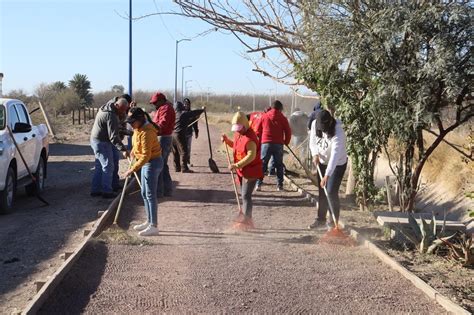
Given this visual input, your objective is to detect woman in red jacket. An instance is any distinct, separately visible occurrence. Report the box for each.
[222,112,263,227]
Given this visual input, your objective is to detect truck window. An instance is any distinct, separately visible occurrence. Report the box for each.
[15,104,30,125]
[8,105,21,129]
[0,106,5,130]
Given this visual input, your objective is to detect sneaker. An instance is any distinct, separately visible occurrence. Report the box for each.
[139,225,160,236]
[255,185,262,192]
[90,192,102,197]
[102,192,118,199]
[276,186,284,192]
[308,220,326,229]
[182,169,194,173]
[133,222,149,231]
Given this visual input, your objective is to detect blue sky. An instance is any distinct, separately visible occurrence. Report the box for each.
[0,0,293,96]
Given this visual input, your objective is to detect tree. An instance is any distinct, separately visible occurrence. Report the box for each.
[69,73,93,106]
[300,1,473,211]
[50,81,67,92]
[111,85,125,94]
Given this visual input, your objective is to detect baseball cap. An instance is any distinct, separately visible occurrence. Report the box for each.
[149,92,166,104]
[125,107,146,124]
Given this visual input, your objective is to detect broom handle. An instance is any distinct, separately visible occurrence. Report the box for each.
[225,144,242,213]
[127,157,142,189]
[316,164,339,227]
[113,175,130,225]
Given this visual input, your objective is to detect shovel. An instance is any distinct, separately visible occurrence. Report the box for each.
[203,108,220,173]
[7,126,49,206]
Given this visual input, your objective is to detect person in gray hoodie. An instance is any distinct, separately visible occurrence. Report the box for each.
[90,97,130,198]
[308,110,348,229]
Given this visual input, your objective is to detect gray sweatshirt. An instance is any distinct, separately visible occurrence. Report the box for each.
[90,99,126,151]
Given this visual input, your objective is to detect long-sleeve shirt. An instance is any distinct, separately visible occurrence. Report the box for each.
[130,123,162,173]
[152,102,175,136]
[90,99,127,151]
[257,108,292,145]
[309,119,348,177]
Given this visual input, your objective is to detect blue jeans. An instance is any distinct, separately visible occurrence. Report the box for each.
[258,143,284,187]
[112,147,120,190]
[91,140,116,194]
[141,157,163,226]
[316,162,347,223]
[157,135,173,197]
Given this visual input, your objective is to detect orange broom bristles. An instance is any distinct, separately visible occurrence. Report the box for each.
[318,226,357,246]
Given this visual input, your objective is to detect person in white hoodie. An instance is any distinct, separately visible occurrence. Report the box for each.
[308,110,348,229]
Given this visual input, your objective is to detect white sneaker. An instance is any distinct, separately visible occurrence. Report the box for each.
[255,185,262,192]
[133,222,149,231]
[139,225,160,236]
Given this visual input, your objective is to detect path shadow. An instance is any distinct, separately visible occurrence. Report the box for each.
[39,240,108,314]
[50,143,93,157]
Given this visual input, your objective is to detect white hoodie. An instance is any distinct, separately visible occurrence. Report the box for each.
[309,119,348,177]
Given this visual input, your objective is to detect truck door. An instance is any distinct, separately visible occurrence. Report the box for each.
[7,104,28,178]
[13,103,37,171]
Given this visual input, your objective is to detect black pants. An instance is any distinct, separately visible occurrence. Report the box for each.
[172,133,190,171]
[316,163,347,223]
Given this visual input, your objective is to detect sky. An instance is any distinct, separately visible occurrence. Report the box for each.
[0,0,295,96]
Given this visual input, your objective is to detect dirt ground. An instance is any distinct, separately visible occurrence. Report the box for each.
[0,123,128,314]
[40,126,445,314]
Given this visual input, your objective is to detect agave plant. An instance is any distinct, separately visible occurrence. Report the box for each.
[394,213,456,254]
[444,233,474,267]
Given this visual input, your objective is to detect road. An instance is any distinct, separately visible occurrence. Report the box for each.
[39,127,444,314]
[0,140,127,314]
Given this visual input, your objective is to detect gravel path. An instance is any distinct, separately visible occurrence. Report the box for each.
[40,126,445,314]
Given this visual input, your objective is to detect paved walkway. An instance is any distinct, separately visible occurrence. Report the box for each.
[40,128,444,314]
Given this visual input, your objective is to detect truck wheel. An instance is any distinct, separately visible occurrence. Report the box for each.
[0,167,17,214]
[25,156,46,196]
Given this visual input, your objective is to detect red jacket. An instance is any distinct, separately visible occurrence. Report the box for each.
[233,128,263,181]
[258,108,291,145]
[248,111,264,141]
[153,102,175,136]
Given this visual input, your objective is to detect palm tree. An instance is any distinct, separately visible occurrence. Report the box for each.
[50,81,67,92]
[69,74,93,106]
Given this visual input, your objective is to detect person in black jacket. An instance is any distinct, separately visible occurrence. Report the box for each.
[183,98,199,167]
[172,101,204,173]
[307,100,322,131]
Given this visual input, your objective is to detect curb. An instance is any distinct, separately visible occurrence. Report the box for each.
[21,178,137,315]
[283,175,470,315]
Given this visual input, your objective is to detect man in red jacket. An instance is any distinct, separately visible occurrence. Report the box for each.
[256,100,291,191]
[150,92,175,197]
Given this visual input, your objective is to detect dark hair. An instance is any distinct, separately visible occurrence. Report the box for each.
[183,98,191,104]
[315,110,336,138]
[272,100,283,111]
[120,94,132,104]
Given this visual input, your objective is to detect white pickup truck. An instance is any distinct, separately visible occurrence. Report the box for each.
[0,98,49,213]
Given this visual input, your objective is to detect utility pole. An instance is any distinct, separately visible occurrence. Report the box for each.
[128,0,132,97]
[246,76,256,112]
[181,65,192,101]
[174,39,191,104]
[267,89,273,108]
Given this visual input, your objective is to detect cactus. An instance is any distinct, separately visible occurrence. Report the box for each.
[394,212,456,254]
[444,233,474,267]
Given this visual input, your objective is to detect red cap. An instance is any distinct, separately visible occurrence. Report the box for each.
[150,92,166,104]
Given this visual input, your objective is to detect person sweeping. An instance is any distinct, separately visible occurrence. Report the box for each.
[222,112,263,228]
[123,107,163,237]
[308,109,348,230]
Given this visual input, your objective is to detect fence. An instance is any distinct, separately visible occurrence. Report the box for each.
[71,107,97,125]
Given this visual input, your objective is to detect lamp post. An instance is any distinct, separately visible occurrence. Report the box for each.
[185,80,193,98]
[267,89,274,107]
[0,73,3,97]
[174,39,191,104]
[246,76,256,112]
[128,0,132,97]
[181,65,192,100]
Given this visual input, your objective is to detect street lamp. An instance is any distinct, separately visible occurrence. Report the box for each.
[246,76,256,112]
[267,89,274,107]
[174,38,191,104]
[181,65,192,100]
[185,80,193,98]
[0,73,3,97]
